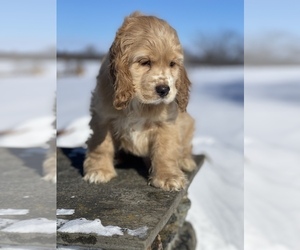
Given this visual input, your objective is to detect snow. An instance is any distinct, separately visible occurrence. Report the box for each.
[0,219,18,229]
[57,247,83,250]
[57,219,68,228]
[244,66,300,85]
[187,65,300,250]
[56,61,99,132]
[1,218,56,234]
[56,116,91,148]
[0,209,29,215]
[187,70,244,249]
[126,225,148,238]
[0,116,55,147]
[2,61,300,249]
[244,73,300,250]
[57,217,148,238]
[56,209,75,215]
[0,61,55,147]
[0,247,44,250]
[57,218,123,236]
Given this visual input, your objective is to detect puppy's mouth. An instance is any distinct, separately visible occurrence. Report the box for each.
[136,83,175,105]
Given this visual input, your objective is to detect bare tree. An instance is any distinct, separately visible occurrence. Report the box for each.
[185,31,243,65]
[245,31,300,65]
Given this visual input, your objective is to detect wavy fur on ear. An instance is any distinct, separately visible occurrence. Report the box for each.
[109,16,135,110]
[176,66,191,112]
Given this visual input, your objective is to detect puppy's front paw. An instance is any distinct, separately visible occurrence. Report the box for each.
[43,172,57,183]
[83,157,117,184]
[180,157,196,172]
[83,169,117,183]
[149,172,187,191]
[43,154,56,183]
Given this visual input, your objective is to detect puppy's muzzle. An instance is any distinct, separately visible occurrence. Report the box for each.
[155,85,170,98]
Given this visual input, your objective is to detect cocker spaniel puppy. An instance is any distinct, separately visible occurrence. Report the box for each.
[83,12,196,191]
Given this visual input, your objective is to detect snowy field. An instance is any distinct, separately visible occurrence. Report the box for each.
[244,66,300,250]
[0,60,56,147]
[1,61,299,249]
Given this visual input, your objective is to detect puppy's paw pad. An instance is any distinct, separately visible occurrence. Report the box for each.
[180,158,197,172]
[150,173,187,191]
[83,169,117,184]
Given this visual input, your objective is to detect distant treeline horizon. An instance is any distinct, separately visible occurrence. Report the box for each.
[2,30,299,66]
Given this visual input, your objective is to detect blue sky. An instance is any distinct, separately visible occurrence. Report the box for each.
[245,0,300,36]
[0,0,56,52]
[57,0,244,52]
[1,0,300,52]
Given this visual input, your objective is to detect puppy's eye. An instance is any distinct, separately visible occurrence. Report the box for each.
[140,60,151,67]
[170,61,176,67]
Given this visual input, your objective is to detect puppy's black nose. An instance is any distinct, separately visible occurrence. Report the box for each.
[155,85,170,97]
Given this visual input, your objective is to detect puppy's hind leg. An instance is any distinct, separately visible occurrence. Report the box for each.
[180,140,196,173]
[179,114,196,172]
[83,119,116,184]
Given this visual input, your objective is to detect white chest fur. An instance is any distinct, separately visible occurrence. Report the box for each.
[112,116,155,157]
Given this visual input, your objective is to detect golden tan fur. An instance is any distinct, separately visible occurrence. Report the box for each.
[84,12,196,191]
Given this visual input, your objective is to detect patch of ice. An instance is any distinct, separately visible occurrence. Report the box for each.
[57,209,75,215]
[58,218,123,236]
[0,209,29,215]
[1,218,56,233]
[126,226,148,238]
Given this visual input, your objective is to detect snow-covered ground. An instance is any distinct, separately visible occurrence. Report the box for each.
[1,61,299,249]
[0,60,56,147]
[186,67,244,250]
[244,66,300,250]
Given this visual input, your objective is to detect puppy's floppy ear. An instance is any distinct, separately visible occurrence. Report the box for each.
[109,26,134,110]
[176,66,191,112]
